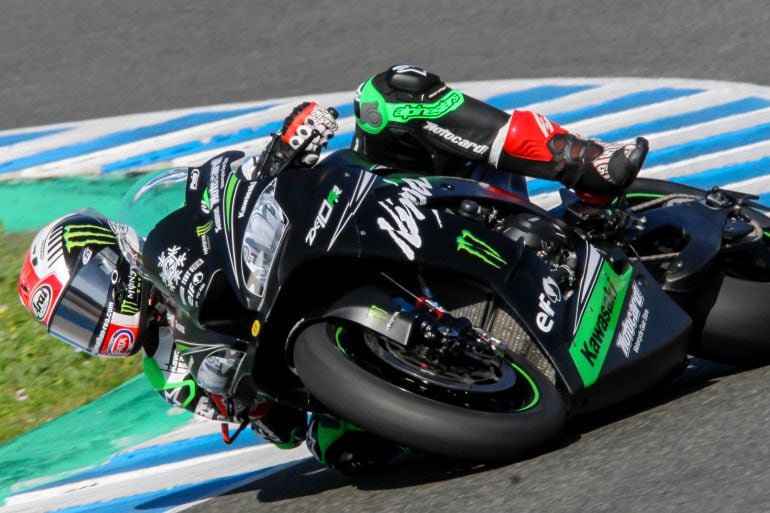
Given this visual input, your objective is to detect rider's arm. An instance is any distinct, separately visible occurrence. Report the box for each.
[353,65,647,201]
[141,323,223,420]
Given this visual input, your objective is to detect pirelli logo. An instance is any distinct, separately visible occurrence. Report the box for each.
[63,225,116,252]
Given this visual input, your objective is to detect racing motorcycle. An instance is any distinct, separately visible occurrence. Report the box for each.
[120,149,770,461]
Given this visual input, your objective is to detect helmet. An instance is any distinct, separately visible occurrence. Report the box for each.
[18,210,148,357]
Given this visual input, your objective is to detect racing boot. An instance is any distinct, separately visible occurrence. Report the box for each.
[492,110,649,204]
[306,414,403,476]
[250,403,308,449]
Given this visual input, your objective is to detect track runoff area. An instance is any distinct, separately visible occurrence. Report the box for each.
[3,77,770,512]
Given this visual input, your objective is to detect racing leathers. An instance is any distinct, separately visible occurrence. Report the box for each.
[352,65,648,204]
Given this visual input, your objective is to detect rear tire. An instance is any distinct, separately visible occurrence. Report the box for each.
[294,322,566,461]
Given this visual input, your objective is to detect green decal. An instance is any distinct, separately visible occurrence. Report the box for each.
[142,357,196,408]
[508,359,540,411]
[196,220,214,237]
[119,300,139,315]
[201,187,211,211]
[326,186,342,205]
[456,229,507,269]
[356,78,464,135]
[62,224,116,252]
[313,417,363,465]
[175,342,192,352]
[367,305,389,323]
[569,262,633,387]
[224,174,238,229]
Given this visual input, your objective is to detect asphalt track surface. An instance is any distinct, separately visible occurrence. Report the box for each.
[4,1,770,512]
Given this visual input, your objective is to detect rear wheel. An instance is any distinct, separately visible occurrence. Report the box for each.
[294,322,565,461]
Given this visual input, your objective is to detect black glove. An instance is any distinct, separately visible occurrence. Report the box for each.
[244,102,339,179]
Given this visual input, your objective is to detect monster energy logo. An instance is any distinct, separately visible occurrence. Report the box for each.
[120,301,139,314]
[367,305,389,323]
[456,230,507,269]
[63,224,116,252]
[196,220,214,237]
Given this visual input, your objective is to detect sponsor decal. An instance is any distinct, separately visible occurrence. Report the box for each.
[238,182,258,219]
[178,258,205,307]
[424,121,489,155]
[569,263,633,387]
[30,284,53,322]
[94,301,115,347]
[616,282,650,357]
[201,188,211,214]
[368,305,389,323]
[534,113,555,138]
[157,245,189,290]
[196,220,213,255]
[62,224,116,252]
[456,230,507,269]
[81,247,93,265]
[391,90,464,122]
[327,172,377,251]
[535,276,562,333]
[306,185,343,246]
[377,177,434,261]
[108,329,135,356]
[251,320,261,337]
[189,169,200,191]
[119,270,142,315]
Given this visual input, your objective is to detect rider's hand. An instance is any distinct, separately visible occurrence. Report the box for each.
[280,102,340,166]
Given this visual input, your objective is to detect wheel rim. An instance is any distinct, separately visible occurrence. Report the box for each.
[333,325,540,412]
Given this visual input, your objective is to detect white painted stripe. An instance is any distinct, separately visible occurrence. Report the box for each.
[643,139,770,179]
[647,106,770,150]
[2,443,310,513]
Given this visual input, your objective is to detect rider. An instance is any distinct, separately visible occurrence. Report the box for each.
[18,65,648,473]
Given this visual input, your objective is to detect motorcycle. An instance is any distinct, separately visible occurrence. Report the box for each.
[119,148,770,460]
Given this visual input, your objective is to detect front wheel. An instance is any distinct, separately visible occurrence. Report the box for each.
[293,322,566,461]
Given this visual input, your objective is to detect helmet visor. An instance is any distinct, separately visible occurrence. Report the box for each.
[48,248,118,354]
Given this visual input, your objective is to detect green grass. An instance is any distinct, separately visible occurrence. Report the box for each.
[0,229,142,444]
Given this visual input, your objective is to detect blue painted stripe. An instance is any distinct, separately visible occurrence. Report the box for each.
[26,430,266,493]
[527,155,770,198]
[47,465,288,513]
[669,156,770,189]
[0,105,273,175]
[485,85,597,111]
[325,131,354,151]
[0,127,70,147]
[593,97,770,142]
[528,178,561,196]
[550,88,703,126]
[102,103,354,173]
[645,122,770,167]
[759,191,770,205]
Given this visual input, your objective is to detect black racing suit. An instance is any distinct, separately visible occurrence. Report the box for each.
[351,65,648,204]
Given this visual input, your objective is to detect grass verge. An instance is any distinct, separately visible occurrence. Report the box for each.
[0,229,142,444]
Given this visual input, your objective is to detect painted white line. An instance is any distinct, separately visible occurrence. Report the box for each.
[2,443,310,513]
[643,139,770,179]
[646,106,770,149]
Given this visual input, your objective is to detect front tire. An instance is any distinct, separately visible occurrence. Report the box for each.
[294,322,566,461]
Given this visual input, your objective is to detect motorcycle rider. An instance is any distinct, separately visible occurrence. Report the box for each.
[19,65,648,474]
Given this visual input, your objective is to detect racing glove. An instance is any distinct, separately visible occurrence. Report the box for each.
[246,102,340,178]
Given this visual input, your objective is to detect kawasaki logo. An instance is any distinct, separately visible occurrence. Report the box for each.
[569,263,632,387]
[63,224,116,252]
[456,230,507,269]
[579,283,618,365]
